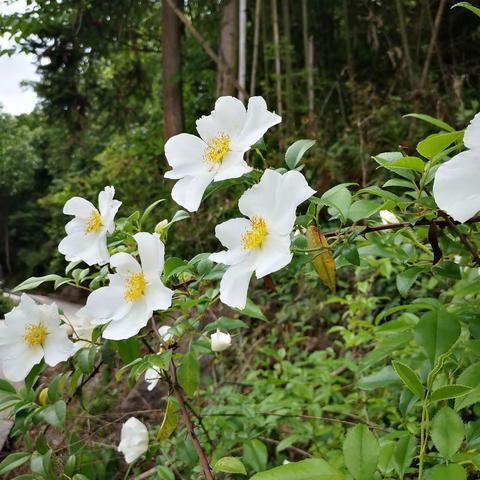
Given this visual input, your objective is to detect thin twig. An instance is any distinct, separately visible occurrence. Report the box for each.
[170,359,214,480]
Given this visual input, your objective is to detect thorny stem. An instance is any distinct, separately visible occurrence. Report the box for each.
[169,359,214,480]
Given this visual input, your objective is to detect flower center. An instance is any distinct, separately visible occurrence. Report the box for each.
[85,210,103,234]
[242,216,268,250]
[24,323,48,347]
[124,272,146,301]
[204,133,231,164]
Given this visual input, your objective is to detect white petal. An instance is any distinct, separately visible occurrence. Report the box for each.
[219,259,255,309]
[86,286,126,321]
[239,169,315,234]
[118,417,149,464]
[196,96,247,143]
[2,344,43,382]
[170,173,215,212]
[214,218,251,249]
[213,150,252,182]
[464,112,480,150]
[102,300,151,340]
[209,248,247,266]
[65,217,86,235]
[254,234,292,278]
[144,368,160,391]
[232,96,281,150]
[164,133,210,179]
[433,150,480,223]
[134,232,165,279]
[63,197,96,218]
[58,232,110,266]
[43,329,74,366]
[145,279,173,311]
[98,186,122,233]
[110,253,141,275]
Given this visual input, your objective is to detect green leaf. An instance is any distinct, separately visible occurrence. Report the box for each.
[348,200,382,222]
[342,424,379,480]
[0,452,31,475]
[213,457,247,475]
[431,406,464,460]
[140,199,165,226]
[404,113,455,132]
[244,439,268,472]
[396,267,424,297]
[388,156,425,172]
[285,139,316,169]
[453,1,480,17]
[177,352,199,397]
[38,400,66,428]
[12,274,64,292]
[417,131,463,159]
[0,379,17,395]
[431,463,467,480]
[156,397,179,441]
[393,434,416,480]
[321,185,352,221]
[249,459,344,480]
[430,385,472,403]
[236,298,267,321]
[153,466,175,480]
[115,338,140,364]
[414,309,461,367]
[455,362,480,411]
[392,361,425,399]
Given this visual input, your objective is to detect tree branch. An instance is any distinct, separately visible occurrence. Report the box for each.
[169,359,214,480]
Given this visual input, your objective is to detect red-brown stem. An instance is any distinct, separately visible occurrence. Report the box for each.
[169,360,214,480]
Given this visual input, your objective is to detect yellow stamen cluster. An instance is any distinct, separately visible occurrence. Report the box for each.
[24,323,48,347]
[124,272,146,302]
[85,210,103,234]
[204,133,231,165]
[242,216,268,250]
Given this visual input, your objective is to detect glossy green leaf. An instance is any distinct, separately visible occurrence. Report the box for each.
[417,131,462,159]
[404,113,455,132]
[392,361,425,399]
[431,406,464,460]
[396,267,424,297]
[12,274,63,292]
[430,385,472,403]
[285,139,316,169]
[249,459,344,480]
[343,424,379,480]
[213,457,247,475]
[453,1,480,17]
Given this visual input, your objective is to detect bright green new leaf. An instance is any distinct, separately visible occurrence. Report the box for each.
[348,199,381,222]
[414,309,461,367]
[213,457,247,475]
[431,463,467,480]
[177,352,200,396]
[453,1,480,17]
[404,113,455,132]
[392,361,425,399]
[430,385,472,403]
[285,139,316,169]
[249,459,344,480]
[417,131,463,159]
[431,406,464,460]
[342,424,379,480]
[244,439,268,472]
[12,274,64,292]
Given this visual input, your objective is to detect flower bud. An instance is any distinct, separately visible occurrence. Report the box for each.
[155,219,169,234]
[38,387,49,406]
[210,329,232,352]
[379,209,399,225]
[118,417,149,464]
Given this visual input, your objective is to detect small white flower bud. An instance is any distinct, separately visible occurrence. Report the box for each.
[379,210,399,225]
[155,219,169,234]
[210,329,232,352]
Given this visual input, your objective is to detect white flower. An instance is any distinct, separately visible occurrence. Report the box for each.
[86,232,173,340]
[0,294,74,382]
[164,96,281,212]
[379,210,399,225]
[118,417,149,464]
[70,307,96,352]
[158,325,173,342]
[144,367,161,391]
[58,186,122,266]
[433,113,480,223]
[210,329,232,352]
[209,169,315,309]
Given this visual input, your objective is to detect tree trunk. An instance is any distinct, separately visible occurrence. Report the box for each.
[238,0,247,101]
[250,0,261,96]
[282,0,293,130]
[302,0,316,134]
[271,0,282,116]
[394,0,415,88]
[162,0,184,141]
[342,0,354,80]
[217,0,239,97]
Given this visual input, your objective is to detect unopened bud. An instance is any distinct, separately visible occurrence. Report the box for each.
[379,210,399,225]
[38,387,49,406]
[155,220,169,234]
[210,329,232,352]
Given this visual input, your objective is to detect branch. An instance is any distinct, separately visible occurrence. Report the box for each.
[169,359,214,480]
[163,0,249,99]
